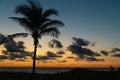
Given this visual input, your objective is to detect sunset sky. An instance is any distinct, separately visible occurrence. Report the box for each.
[0,0,120,68]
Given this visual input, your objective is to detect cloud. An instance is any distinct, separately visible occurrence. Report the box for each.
[86,57,104,62]
[94,53,101,56]
[17,41,25,49]
[47,51,62,59]
[67,37,102,62]
[110,48,120,58]
[111,54,120,58]
[100,50,109,56]
[57,50,65,54]
[0,34,24,52]
[36,51,63,61]
[16,58,27,62]
[1,51,32,60]
[48,39,63,48]
[67,44,98,58]
[36,56,49,61]
[0,55,8,60]
[57,60,67,63]
[100,48,120,57]
[111,48,120,53]
[4,39,18,52]
[67,56,76,59]
[0,33,33,61]
[72,37,95,47]
[2,37,29,53]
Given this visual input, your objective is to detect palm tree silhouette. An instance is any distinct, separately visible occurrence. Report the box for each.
[9,0,64,74]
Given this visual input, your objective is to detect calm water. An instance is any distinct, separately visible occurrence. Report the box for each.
[0,67,72,74]
[0,67,118,74]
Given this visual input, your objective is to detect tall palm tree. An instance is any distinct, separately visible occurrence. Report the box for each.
[9,0,64,74]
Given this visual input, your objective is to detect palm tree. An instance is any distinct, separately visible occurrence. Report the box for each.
[9,0,64,74]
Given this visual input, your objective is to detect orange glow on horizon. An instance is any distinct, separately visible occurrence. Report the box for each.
[0,58,119,68]
[0,38,120,68]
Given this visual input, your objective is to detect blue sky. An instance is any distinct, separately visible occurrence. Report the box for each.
[0,0,120,50]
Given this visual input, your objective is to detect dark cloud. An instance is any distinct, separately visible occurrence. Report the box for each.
[2,50,8,55]
[1,49,32,61]
[4,38,18,52]
[16,58,27,62]
[86,57,104,62]
[111,48,120,53]
[67,37,102,62]
[47,51,62,59]
[2,37,30,53]
[48,39,63,48]
[36,56,49,61]
[17,41,25,49]
[0,55,8,60]
[67,45,98,58]
[72,37,95,47]
[9,53,22,60]
[100,50,109,56]
[36,51,63,61]
[57,50,65,54]
[94,53,101,56]
[57,60,67,63]
[100,48,120,57]
[101,48,120,57]
[47,51,58,57]
[110,48,120,58]
[0,34,23,52]
[111,54,120,58]
[0,33,33,61]
[67,56,76,59]
[2,51,32,60]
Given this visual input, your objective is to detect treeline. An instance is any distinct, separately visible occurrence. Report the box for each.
[0,68,120,80]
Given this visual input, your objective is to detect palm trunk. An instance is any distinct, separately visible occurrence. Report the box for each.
[32,39,37,74]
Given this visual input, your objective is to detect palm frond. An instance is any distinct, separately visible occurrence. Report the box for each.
[40,27,60,38]
[0,33,28,45]
[9,17,35,32]
[15,1,43,21]
[40,20,64,31]
[9,33,28,38]
[0,33,5,39]
[15,4,32,19]
[28,0,36,10]
[42,9,58,18]
[0,38,6,45]
[0,33,6,45]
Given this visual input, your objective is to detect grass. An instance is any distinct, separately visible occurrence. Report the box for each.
[0,68,120,80]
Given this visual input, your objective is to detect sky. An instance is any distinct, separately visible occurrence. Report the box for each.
[0,0,120,68]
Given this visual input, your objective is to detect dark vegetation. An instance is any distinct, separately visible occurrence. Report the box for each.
[0,68,120,80]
